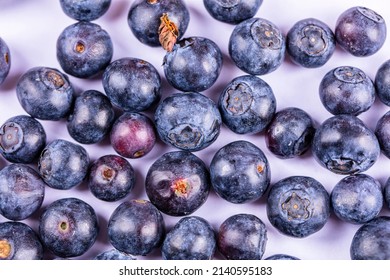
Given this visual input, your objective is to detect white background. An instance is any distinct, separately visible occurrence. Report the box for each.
[1,0,390,260]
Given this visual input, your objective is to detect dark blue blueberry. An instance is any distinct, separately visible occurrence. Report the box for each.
[60,0,111,21]
[267,176,330,238]
[0,221,43,260]
[265,254,300,260]
[128,0,189,47]
[88,154,135,202]
[162,216,216,260]
[218,75,276,134]
[0,164,45,221]
[375,59,390,106]
[145,151,210,216]
[67,90,115,144]
[286,18,335,68]
[375,110,390,159]
[0,115,46,164]
[56,21,113,78]
[102,57,161,112]
[266,107,315,159]
[0,37,10,85]
[210,140,270,204]
[229,17,285,75]
[108,199,165,256]
[16,67,75,120]
[38,139,90,190]
[39,197,99,258]
[155,92,221,152]
[331,174,383,224]
[217,213,267,260]
[335,6,386,57]
[94,248,136,260]
[203,0,262,25]
[312,115,380,175]
[350,216,390,260]
[163,36,223,92]
[319,66,376,116]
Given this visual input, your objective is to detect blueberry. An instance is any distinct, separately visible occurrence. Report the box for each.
[59,0,111,21]
[108,199,165,256]
[0,221,43,260]
[319,66,376,116]
[312,115,380,175]
[210,140,270,204]
[203,0,263,25]
[94,248,136,260]
[0,37,10,85]
[384,178,390,209]
[163,36,223,92]
[56,21,113,78]
[375,59,390,106]
[0,164,45,221]
[375,110,390,159]
[0,115,46,164]
[162,216,216,260]
[265,107,315,159]
[39,197,99,258]
[88,154,136,202]
[155,92,221,152]
[67,90,115,144]
[265,254,300,260]
[218,75,276,134]
[102,57,161,112]
[286,18,335,68]
[331,174,383,224]
[145,150,210,216]
[350,216,390,260]
[335,6,386,57]
[267,176,330,238]
[110,112,156,159]
[229,17,285,75]
[16,67,75,120]
[38,139,90,190]
[217,213,267,260]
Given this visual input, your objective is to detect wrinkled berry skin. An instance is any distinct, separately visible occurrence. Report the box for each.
[108,199,165,256]
[88,155,135,202]
[0,37,10,85]
[67,90,115,144]
[335,6,386,57]
[163,37,223,92]
[331,174,383,224]
[162,216,216,260]
[103,57,161,112]
[267,176,330,238]
[94,249,136,260]
[375,110,390,159]
[319,66,376,116]
[155,92,221,152]
[38,139,90,190]
[0,115,46,164]
[210,140,270,204]
[265,254,300,260]
[203,0,262,25]
[217,214,267,260]
[110,112,156,159]
[375,59,390,106]
[350,216,390,260]
[312,115,380,175]
[218,75,276,134]
[0,221,43,260]
[0,164,45,221]
[39,197,99,258]
[60,0,111,21]
[145,151,210,216]
[128,0,189,47]
[56,21,113,78]
[286,18,335,68]
[266,107,315,159]
[229,17,285,75]
[16,67,75,120]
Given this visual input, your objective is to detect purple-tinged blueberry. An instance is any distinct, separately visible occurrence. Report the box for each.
[59,0,111,21]
[375,59,390,106]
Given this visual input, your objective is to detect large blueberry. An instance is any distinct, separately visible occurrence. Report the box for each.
[218,75,276,134]
[229,17,285,75]
[60,0,111,21]
[145,151,210,216]
[312,115,380,175]
[210,140,270,204]
[0,37,10,85]
[267,176,330,238]
[155,92,221,152]
[375,59,390,106]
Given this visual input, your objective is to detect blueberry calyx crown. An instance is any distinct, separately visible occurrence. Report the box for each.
[334,66,365,84]
[251,20,283,50]
[299,25,327,56]
[223,82,253,116]
[171,178,192,198]
[281,192,311,220]
[357,6,384,23]
[0,239,12,259]
[217,0,240,8]
[0,122,22,153]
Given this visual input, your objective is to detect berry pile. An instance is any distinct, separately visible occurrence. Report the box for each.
[1,0,390,260]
